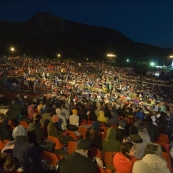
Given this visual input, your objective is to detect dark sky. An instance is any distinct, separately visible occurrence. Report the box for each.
[1,0,173,49]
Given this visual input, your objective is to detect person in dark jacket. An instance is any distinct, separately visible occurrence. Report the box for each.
[27,113,54,152]
[47,115,72,145]
[2,125,46,173]
[6,98,22,124]
[86,121,102,151]
[0,113,10,141]
[146,117,160,142]
[57,138,97,173]
[116,120,127,143]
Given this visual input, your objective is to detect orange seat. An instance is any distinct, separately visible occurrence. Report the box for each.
[0,140,4,150]
[47,136,66,150]
[162,152,171,166]
[118,116,125,120]
[157,134,170,144]
[102,126,109,134]
[78,126,88,139]
[67,141,77,154]
[80,119,87,125]
[8,119,17,131]
[65,130,81,141]
[88,146,103,159]
[98,167,114,173]
[100,123,106,129]
[155,142,170,154]
[19,120,28,129]
[87,120,95,125]
[3,140,10,146]
[103,152,116,171]
[41,151,60,167]
[110,125,118,129]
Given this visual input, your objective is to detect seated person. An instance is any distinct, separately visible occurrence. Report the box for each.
[47,115,73,145]
[0,113,11,141]
[1,125,47,173]
[86,121,102,151]
[132,143,170,173]
[68,109,79,131]
[27,113,55,152]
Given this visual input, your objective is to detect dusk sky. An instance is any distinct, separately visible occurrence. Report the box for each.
[1,0,173,49]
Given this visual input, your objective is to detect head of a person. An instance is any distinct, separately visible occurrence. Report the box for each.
[33,113,42,123]
[72,109,78,115]
[52,115,59,124]
[118,120,126,129]
[0,113,5,123]
[76,138,91,153]
[91,121,100,131]
[99,110,105,117]
[0,154,18,172]
[129,125,143,143]
[56,108,62,115]
[143,143,162,157]
[120,142,135,160]
[12,125,26,141]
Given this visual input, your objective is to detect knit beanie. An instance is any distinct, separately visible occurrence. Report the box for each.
[52,115,59,123]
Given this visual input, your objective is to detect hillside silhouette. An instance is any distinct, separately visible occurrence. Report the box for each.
[0,12,172,66]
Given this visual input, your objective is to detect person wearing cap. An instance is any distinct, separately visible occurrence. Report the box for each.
[27,113,55,152]
[2,125,46,172]
[116,120,127,143]
[47,115,73,146]
[0,113,10,141]
[128,125,148,159]
[57,138,97,173]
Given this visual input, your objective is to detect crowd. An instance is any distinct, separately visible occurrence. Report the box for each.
[0,55,173,172]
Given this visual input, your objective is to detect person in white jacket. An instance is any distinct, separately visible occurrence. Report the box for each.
[56,108,67,130]
[132,143,170,173]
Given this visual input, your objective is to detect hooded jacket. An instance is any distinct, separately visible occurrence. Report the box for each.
[102,127,121,154]
[113,152,137,173]
[2,125,42,173]
[97,111,108,123]
[56,108,67,130]
[132,154,170,173]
